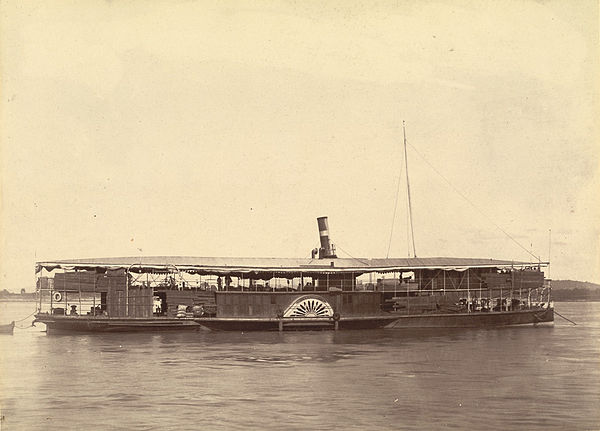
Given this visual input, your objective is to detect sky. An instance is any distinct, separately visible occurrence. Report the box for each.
[1,0,599,291]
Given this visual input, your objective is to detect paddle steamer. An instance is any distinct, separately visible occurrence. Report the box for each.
[33,216,553,333]
[33,125,553,332]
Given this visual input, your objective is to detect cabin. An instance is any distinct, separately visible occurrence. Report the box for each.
[35,255,548,322]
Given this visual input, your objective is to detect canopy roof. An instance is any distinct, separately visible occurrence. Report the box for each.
[36,256,547,276]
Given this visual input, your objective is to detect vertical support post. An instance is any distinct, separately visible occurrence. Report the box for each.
[77,269,82,316]
[467,269,471,312]
[107,277,111,318]
[443,270,446,294]
[510,265,514,311]
[63,273,67,315]
[278,319,283,332]
[300,272,304,292]
[406,276,410,314]
[519,285,522,309]
[39,267,44,313]
[431,271,434,294]
[93,271,96,316]
[125,268,130,317]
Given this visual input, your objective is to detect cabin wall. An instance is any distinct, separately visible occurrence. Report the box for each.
[483,273,512,289]
[163,290,216,317]
[389,296,439,313]
[107,283,126,317]
[416,269,489,291]
[511,271,544,289]
[338,292,382,315]
[313,274,357,291]
[214,291,382,318]
[128,287,153,318]
[107,285,153,318]
[36,276,54,291]
[413,269,544,291]
[482,270,544,290]
[52,270,128,293]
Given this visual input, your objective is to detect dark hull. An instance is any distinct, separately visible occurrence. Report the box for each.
[196,316,400,331]
[35,307,553,333]
[34,315,204,334]
[385,307,554,328]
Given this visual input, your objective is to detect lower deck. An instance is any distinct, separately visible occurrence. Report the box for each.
[34,306,554,333]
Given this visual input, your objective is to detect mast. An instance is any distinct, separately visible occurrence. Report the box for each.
[403,121,417,258]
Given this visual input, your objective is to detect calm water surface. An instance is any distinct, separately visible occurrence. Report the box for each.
[1,302,599,430]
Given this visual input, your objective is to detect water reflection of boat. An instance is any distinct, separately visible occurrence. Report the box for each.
[0,321,15,335]
[32,216,553,333]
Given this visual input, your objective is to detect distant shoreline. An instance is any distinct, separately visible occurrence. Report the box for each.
[0,298,39,303]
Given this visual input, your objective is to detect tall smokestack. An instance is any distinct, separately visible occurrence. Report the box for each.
[317,216,337,259]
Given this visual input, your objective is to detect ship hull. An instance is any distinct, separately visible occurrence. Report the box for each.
[34,307,553,333]
[384,307,554,328]
[34,315,205,334]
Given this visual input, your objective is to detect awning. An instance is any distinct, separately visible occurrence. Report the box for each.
[36,256,547,276]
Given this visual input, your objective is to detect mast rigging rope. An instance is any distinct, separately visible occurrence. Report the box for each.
[405,140,541,262]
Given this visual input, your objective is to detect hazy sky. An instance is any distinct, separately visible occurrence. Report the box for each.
[1,0,598,291]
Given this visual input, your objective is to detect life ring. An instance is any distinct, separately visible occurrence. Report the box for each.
[52,291,62,302]
[333,312,340,322]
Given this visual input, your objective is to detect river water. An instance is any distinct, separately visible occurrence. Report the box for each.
[0,301,598,430]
